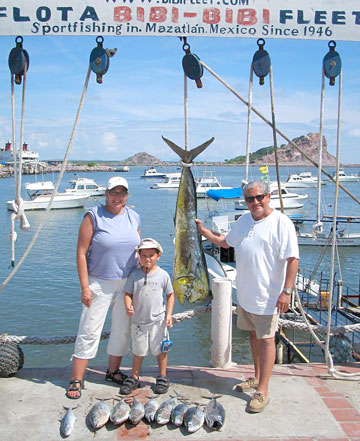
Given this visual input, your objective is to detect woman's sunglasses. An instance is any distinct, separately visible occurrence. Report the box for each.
[245,194,267,203]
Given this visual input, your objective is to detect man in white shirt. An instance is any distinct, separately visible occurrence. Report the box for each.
[196,180,299,412]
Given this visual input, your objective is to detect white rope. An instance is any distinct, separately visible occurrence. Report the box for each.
[0,64,92,293]
[199,60,360,206]
[184,72,189,152]
[244,64,253,184]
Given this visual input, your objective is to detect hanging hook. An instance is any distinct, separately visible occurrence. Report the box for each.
[8,36,30,85]
[252,39,271,86]
[90,36,117,84]
[323,41,341,86]
[181,38,203,89]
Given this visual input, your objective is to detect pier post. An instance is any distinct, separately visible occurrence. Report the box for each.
[211,278,233,368]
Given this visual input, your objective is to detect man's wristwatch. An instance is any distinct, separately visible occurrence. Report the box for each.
[283,288,292,295]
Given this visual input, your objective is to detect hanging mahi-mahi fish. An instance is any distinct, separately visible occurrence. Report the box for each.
[162,136,214,304]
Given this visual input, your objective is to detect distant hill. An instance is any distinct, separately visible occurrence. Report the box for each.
[119,152,164,166]
[225,133,337,166]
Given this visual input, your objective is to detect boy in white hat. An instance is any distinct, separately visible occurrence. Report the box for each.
[121,238,174,395]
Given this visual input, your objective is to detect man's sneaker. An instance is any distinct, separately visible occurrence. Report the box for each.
[248,392,269,413]
[234,377,259,392]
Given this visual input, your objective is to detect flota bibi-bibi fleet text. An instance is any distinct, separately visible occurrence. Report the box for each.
[1,1,360,38]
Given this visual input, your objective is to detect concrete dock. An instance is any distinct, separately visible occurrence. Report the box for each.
[1,362,360,441]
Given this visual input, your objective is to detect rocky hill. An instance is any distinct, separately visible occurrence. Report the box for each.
[120,152,164,166]
[258,133,337,166]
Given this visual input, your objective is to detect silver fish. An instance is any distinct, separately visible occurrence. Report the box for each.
[60,406,77,437]
[205,398,225,431]
[88,400,111,429]
[129,397,145,425]
[184,405,205,433]
[155,396,178,425]
[162,136,214,304]
[144,397,160,423]
[110,398,131,425]
[171,402,189,426]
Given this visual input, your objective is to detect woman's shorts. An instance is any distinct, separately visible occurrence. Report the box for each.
[236,305,279,339]
[131,320,167,357]
[73,277,130,360]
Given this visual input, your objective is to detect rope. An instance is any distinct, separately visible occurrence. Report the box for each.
[0,65,92,294]
[199,60,360,206]
[269,64,284,213]
[244,64,253,184]
[184,73,189,152]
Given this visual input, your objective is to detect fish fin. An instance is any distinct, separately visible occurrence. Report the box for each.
[162,136,214,164]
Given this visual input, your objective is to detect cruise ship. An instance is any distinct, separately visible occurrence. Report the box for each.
[0,141,39,165]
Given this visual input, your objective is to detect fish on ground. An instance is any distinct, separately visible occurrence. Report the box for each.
[60,406,77,437]
[88,400,111,430]
[155,396,178,425]
[184,404,205,433]
[144,397,160,423]
[110,398,131,425]
[129,397,145,425]
[204,397,225,430]
[171,401,189,426]
[162,136,214,304]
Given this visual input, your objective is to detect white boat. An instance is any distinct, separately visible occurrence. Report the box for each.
[196,171,233,198]
[140,166,167,179]
[331,168,360,182]
[284,172,326,188]
[115,166,129,172]
[65,177,106,196]
[297,229,360,247]
[234,183,308,210]
[0,141,39,164]
[6,181,90,211]
[151,172,182,189]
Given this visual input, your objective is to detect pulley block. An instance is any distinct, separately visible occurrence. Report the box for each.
[252,39,270,86]
[90,36,109,84]
[323,41,341,86]
[8,36,29,85]
[181,38,203,88]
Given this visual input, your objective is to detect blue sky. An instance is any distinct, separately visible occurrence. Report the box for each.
[0,35,359,163]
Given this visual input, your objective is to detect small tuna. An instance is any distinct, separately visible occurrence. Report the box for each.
[204,398,225,431]
[129,397,145,425]
[184,405,205,433]
[110,398,131,425]
[60,406,77,437]
[144,397,160,423]
[155,396,178,425]
[88,400,111,430]
[171,402,189,426]
[162,136,214,304]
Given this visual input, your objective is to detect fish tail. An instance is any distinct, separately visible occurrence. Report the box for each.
[162,136,214,164]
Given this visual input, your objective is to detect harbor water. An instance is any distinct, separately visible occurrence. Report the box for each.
[0,165,359,369]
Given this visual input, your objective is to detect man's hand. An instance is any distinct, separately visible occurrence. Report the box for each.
[276,291,291,314]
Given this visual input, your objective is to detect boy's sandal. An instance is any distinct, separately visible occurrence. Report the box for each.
[119,376,141,395]
[105,369,128,385]
[154,375,169,394]
[66,379,82,399]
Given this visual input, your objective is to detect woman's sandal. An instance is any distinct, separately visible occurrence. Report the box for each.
[105,369,128,385]
[119,376,141,395]
[154,375,170,394]
[66,379,82,399]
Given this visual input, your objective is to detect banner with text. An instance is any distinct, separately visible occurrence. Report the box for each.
[1,0,360,40]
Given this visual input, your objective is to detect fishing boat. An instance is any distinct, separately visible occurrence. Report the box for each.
[151,172,182,189]
[196,171,233,198]
[140,166,167,179]
[330,168,360,182]
[6,181,90,211]
[234,183,308,210]
[284,172,326,188]
[65,177,106,197]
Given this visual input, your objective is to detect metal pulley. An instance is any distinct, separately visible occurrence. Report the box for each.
[181,38,203,89]
[8,36,29,85]
[90,36,116,84]
[252,39,271,86]
[323,41,341,86]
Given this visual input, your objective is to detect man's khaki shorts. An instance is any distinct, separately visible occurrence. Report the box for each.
[236,305,279,339]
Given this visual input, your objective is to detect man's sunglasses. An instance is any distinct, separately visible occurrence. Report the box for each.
[245,194,267,203]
